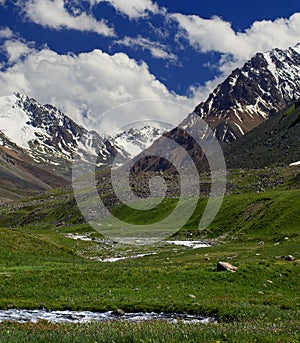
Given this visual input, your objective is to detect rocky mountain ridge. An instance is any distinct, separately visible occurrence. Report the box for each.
[0,93,122,173]
[194,43,300,142]
[223,99,300,169]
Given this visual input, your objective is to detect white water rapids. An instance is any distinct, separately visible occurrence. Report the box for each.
[0,309,215,324]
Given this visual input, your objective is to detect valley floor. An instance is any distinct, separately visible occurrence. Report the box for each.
[0,171,299,342]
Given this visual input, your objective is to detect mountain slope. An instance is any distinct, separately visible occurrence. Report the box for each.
[0,143,68,202]
[0,93,119,200]
[224,99,300,169]
[0,93,171,200]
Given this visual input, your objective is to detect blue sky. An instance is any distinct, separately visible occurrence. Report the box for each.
[1,0,300,131]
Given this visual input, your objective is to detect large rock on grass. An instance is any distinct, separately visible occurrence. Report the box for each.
[217,261,238,272]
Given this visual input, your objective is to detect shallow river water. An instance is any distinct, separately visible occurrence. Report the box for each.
[0,309,215,324]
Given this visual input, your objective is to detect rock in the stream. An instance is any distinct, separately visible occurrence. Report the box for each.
[285,255,296,261]
[112,309,125,316]
[217,261,238,272]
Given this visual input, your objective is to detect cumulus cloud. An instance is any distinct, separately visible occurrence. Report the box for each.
[3,40,34,63]
[94,0,163,19]
[115,35,177,61]
[0,40,193,133]
[0,27,13,39]
[169,12,300,63]
[22,0,115,36]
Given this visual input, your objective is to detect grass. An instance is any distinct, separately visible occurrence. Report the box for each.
[0,319,299,342]
[0,195,299,318]
[0,248,298,317]
[111,188,300,241]
[226,166,300,194]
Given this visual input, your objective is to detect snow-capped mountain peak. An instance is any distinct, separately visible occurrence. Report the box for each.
[193,43,300,142]
[0,93,118,168]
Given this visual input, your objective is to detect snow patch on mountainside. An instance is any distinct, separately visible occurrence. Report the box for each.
[0,94,41,150]
[263,47,300,101]
[113,125,168,159]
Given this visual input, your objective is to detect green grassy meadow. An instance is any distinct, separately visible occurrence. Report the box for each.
[0,170,299,342]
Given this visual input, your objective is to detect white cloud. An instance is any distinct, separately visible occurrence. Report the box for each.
[0,27,14,39]
[95,0,163,19]
[22,0,115,36]
[0,0,5,5]
[0,41,194,133]
[188,76,224,105]
[115,35,177,61]
[169,12,300,63]
[3,40,33,63]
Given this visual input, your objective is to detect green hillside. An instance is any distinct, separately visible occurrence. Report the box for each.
[224,101,300,168]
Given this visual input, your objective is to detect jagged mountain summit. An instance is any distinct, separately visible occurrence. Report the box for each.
[193,43,300,142]
[0,93,121,172]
